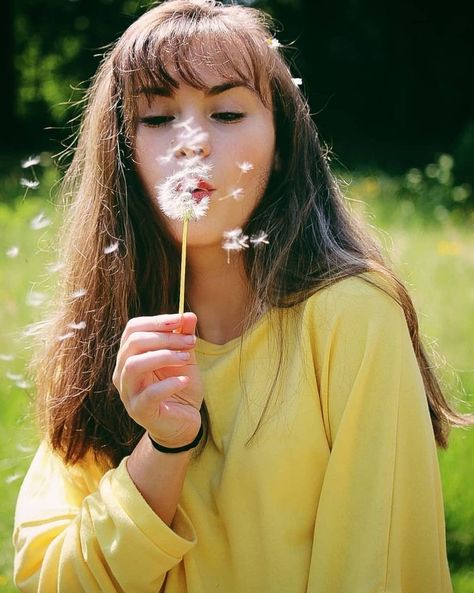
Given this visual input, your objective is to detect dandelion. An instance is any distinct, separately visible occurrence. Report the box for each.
[68,321,86,330]
[222,228,249,263]
[237,161,254,173]
[292,78,303,87]
[30,212,51,230]
[20,178,40,190]
[266,38,281,49]
[21,155,41,168]
[71,288,87,299]
[104,241,119,254]
[26,291,47,307]
[250,231,270,246]
[6,246,19,258]
[157,164,212,221]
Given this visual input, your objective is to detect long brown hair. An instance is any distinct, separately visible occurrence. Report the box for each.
[31,0,472,467]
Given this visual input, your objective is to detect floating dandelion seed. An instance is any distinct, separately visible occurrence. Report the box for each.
[21,155,41,168]
[250,231,270,246]
[57,332,75,342]
[71,288,87,299]
[0,354,14,362]
[16,443,35,453]
[104,241,119,254]
[30,212,51,230]
[26,291,47,307]
[6,371,23,382]
[173,117,195,133]
[6,246,19,258]
[16,379,32,389]
[21,178,40,190]
[47,261,65,273]
[292,78,303,87]
[5,473,24,485]
[237,161,254,173]
[68,321,86,330]
[222,228,249,263]
[266,38,281,49]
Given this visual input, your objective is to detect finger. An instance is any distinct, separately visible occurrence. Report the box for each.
[120,314,190,348]
[128,375,192,418]
[115,331,196,383]
[120,350,192,397]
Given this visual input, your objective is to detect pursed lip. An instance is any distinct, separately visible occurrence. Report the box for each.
[195,179,216,192]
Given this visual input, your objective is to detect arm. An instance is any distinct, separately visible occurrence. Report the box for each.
[306,278,452,593]
[14,312,203,592]
[13,443,196,593]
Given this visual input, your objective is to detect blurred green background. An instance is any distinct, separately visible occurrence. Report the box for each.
[1,0,473,591]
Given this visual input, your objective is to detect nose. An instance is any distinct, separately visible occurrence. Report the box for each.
[173,129,211,159]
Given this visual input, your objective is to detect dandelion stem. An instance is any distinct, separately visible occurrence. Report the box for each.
[178,216,189,315]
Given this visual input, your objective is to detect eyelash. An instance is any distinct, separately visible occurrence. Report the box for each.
[139,112,245,127]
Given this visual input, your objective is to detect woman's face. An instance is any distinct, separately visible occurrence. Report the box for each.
[133,68,276,249]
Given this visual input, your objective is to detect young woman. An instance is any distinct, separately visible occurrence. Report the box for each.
[13,1,471,591]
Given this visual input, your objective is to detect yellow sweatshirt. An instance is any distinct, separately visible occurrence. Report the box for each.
[13,274,453,593]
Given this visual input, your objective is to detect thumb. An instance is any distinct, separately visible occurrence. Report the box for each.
[179,312,198,336]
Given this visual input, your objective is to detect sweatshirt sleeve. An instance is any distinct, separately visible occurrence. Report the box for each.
[305,276,452,593]
[13,442,197,593]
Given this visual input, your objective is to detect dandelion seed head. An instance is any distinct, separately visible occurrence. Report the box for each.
[157,163,212,221]
[30,212,51,230]
[104,241,119,255]
[6,246,19,258]
[21,155,41,168]
[21,178,40,190]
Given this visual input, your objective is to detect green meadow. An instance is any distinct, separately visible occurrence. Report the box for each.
[0,165,473,591]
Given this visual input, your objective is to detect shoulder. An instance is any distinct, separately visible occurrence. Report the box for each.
[301,271,407,341]
[304,272,404,320]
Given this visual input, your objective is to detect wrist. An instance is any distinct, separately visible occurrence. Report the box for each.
[148,423,203,454]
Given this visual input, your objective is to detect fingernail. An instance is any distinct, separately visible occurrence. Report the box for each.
[177,351,190,360]
[183,335,196,345]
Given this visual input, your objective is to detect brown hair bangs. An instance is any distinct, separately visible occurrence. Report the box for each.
[112,4,277,137]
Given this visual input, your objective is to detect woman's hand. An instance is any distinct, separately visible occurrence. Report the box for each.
[113,312,203,448]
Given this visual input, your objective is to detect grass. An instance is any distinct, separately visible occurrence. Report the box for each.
[0,165,473,591]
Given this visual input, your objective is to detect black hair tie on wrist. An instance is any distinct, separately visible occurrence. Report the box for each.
[148,424,204,453]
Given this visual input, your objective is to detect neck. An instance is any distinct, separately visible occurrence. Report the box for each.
[186,246,251,345]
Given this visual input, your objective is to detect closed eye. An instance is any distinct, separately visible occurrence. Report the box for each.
[212,112,245,122]
[138,116,174,127]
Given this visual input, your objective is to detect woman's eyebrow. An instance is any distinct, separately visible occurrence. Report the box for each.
[138,80,254,97]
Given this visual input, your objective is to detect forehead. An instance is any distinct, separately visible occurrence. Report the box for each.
[119,28,273,108]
